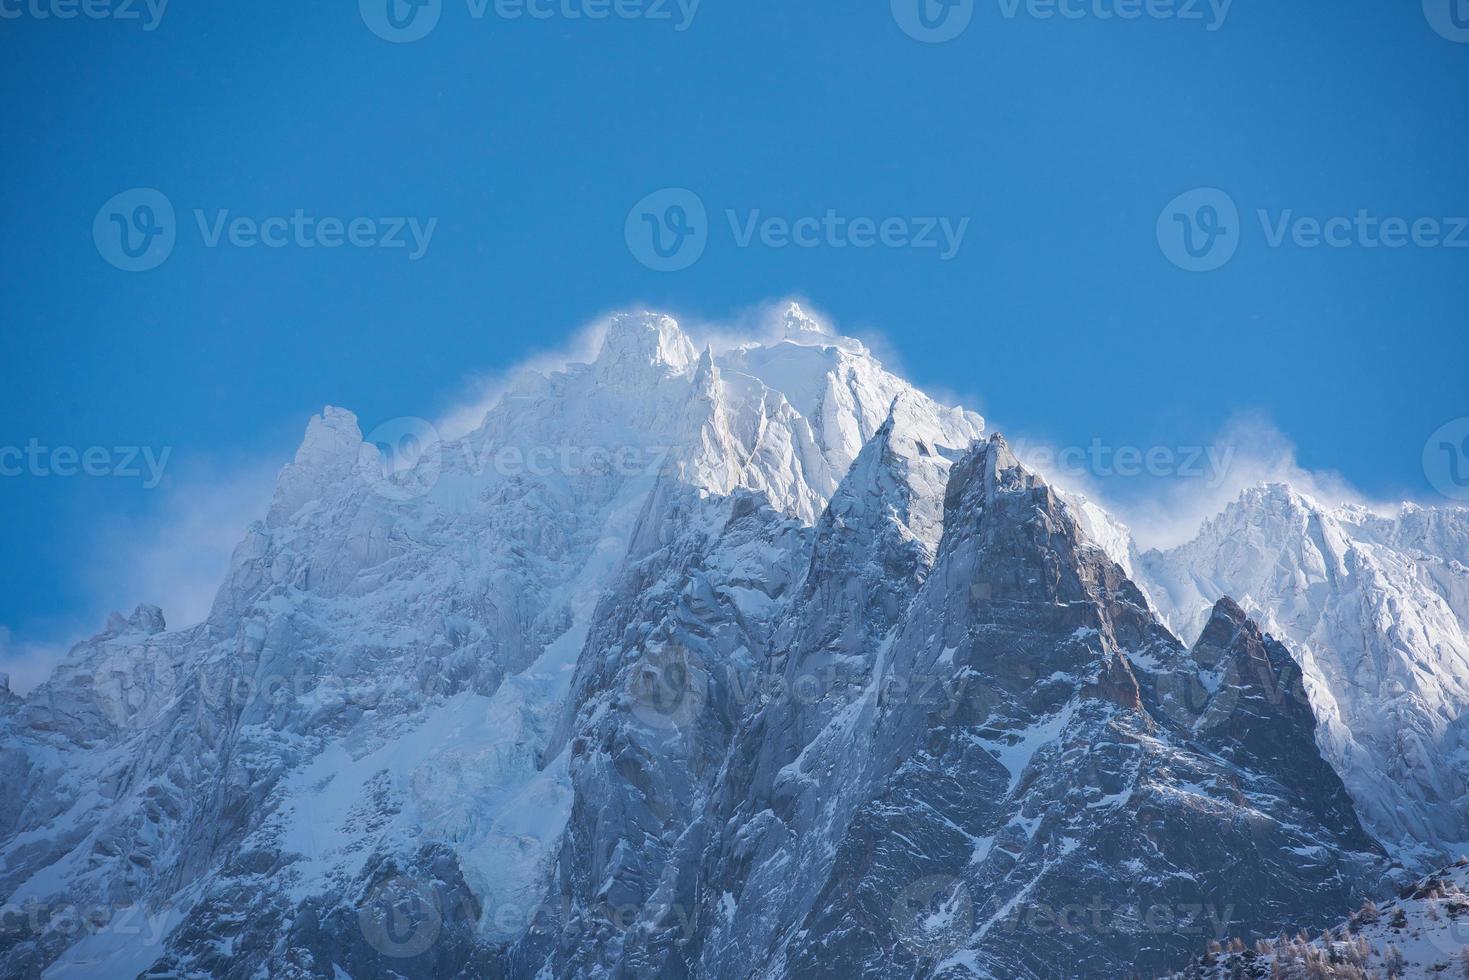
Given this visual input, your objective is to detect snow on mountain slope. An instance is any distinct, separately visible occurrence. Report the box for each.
[0,305,983,978]
[1167,858,1469,979]
[503,431,1388,979]
[1062,490,1149,589]
[1140,485,1469,869]
[764,437,1386,979]
[541,406,968,979]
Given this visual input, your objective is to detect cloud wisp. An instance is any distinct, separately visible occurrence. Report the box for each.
[1005,412,1386,553]
[1,302,1422,695]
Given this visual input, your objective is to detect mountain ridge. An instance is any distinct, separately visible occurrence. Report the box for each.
[1,305,1462,979]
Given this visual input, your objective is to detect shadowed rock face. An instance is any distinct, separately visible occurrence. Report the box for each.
[510,434,1387,980]
[1139,485,1469,869]
[1171,597,1377,849]
[760,440,1383,979]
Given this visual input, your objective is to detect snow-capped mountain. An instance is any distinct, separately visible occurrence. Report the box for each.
[1,304,1464,978]
[1140,486,1469,870]
[663,436,1383,979]
[1166,858,1469,979]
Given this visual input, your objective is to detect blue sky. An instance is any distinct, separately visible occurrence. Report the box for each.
[2,1,1466,687]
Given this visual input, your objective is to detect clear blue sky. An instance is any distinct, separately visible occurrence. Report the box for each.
[2,1,1466,678]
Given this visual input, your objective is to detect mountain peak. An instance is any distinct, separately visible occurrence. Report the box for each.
[1237,481,1323,515]
[692,345,716,388]
[270,406,366,525]
[774,301,866,354]
[780,302,831,339]
[596,312,698,380]
[877,393,901,435]
[985,430,1020,467]
[942,433,1034,518]
[102,603,166,638]
[1207,594,1249,627]
[293,406,362,467]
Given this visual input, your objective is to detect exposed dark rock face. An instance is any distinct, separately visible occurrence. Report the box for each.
[756,438,1385,979]
[513,434,1387,979]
